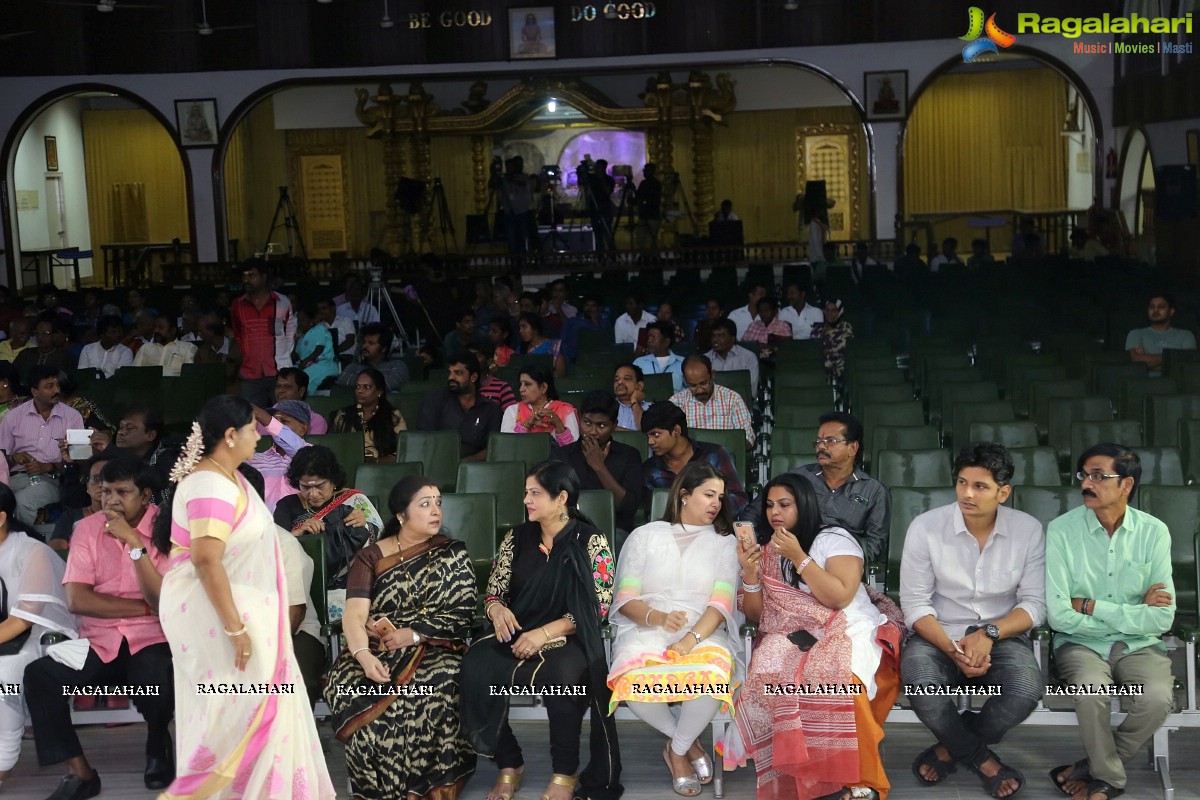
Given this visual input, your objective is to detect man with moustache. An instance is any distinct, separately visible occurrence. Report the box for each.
[1045,444,1175,800]
[613,363,650,432]
[414,353,501,460]
[231,260,296,408]
[740,411,888,561]
[640,401,747,516]
[900,443,1045,799]
[334,323,409,392]
[669,355,754,449]
[131,315,197,377]
[550,391,642,534]
[705,318,759,396]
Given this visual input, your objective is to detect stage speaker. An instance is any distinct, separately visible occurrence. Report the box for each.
[395,178,425,215]
[803,180,828,222]
[1156,165,1197,221]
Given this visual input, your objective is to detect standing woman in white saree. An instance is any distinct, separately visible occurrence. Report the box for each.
[607,462,742,796]
[151,395,336,799]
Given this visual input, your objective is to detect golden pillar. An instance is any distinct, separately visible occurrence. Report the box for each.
[688,72,716,227]
[471,135,488,213]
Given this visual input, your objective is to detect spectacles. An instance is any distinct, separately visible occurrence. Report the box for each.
[812,437,848,447]
[1076,471,1122,483]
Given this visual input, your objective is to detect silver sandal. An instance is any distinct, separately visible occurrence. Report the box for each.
[691,750,714,785]
[663,746,701,797]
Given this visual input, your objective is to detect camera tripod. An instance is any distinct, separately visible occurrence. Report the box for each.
[417,178,459,255]
[612,180,639,248]
[662,171,699,237]
[261,186,307,259]
[576,172,616,254]
[539,179,571,252]
[364,267,414,351]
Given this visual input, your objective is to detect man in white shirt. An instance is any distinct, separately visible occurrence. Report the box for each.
[712,199,739,222]
[77,315,133,379]
[705,318,759,395]
[632,322,686,393]
[929,237,964,272]
[613,291,651,345]
[335,275,381,331]
[778,280,825,340]
[900,442,1044,797]
[726,281,768,340]
[316,297,356,361]
[131,315,198,377]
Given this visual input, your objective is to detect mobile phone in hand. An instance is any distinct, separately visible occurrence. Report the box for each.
[372,617,398,635]
[734,521,755,546]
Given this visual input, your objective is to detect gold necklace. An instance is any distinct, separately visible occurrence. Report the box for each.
[205,457,239,484]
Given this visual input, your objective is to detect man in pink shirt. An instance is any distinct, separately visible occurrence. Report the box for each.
[273,366,329,434]
[24,455,175,799]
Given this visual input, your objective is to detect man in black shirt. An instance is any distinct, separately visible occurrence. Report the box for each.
[414,353,501,460]
[551,391,643,536]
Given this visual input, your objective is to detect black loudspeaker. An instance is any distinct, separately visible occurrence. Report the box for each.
[1156,165,1197,221]
[466,214,491,243]
[395,178,425,214]
[803,180,828,222]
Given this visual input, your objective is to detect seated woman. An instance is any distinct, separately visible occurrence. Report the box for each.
[517,312,567,377]
[500,364,579,446]
[460,461,622,800]
[0,483,77,783]
[331,367,407,463]
[488,317,515,368]
[735,474,905,800]
[325,476,477,799]
[294,303,341,392]
[608,462,741,797]
[272,445,383,589]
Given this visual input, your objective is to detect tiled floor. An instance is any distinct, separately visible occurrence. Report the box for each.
[2,718,1196,799]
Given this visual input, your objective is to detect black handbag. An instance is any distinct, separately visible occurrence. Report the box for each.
[0,577,32,656]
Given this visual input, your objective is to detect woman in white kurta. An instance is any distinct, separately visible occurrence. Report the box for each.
[607,462,742,797]
[151,396,336,800]
[0,483,77,781]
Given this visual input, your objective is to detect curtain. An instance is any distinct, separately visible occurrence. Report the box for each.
[904,67,1068,216]
[82,108,187,281]
[109,182,148,242]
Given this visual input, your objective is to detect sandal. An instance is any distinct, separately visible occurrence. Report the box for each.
[1083,779,1124,800]
[1049,759,1090,796]
[814,788,879,800]
[963,749,1024,799]
[662,746,700,797]
[690,750,713,786]
[911,744,957,786]
[490,769,524,800]
[539,773,577,800]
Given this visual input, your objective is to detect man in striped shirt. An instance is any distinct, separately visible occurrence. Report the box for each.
[668,355,754,449]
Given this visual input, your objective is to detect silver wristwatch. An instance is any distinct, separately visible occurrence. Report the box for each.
[412,631,422,645]
[128,547,146,561]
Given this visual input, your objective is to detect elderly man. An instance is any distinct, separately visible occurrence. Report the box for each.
[901,443,1045,799]
[669,354,754,449]
[14,319,74,379]
[726,280,767,340]
[0,365,85,525]
[613,363,649,432]
[1045,443,1175,800]
[741,411,889,562]
[779,280,824,341]
[248,401,312,512]
[1126,293,1196,377]
[0,318,34,363]
[131,315,198,377]
[633,321,686,393]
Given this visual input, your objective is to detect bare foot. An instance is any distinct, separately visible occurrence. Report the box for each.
[486,767,523,800]
[918,745,955,783]
[977,755,1020,798]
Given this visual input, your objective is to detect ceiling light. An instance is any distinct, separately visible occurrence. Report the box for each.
[547,99,557,113]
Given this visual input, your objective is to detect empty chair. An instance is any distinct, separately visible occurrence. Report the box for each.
[860,401,925,465]
[307,432,366,487]
[853,383,913,410]
[885,487,957,599]
[845,354,898,372]
[950,400,1015,450]
[999,353,1055,391]
[1119,376,1179,421]
[1007,364,1068,418]
[440,493,499,582]
[968,420,1040,449]
[692,428,748,485]
[1029,379,1089,434]
[486,431,553,467]
[846,368,905,405]
[457,461,526,532]
[775,369,830,389]
[1047,397,1114,462]
[355,462,424,510]
[1135,446,1185,486]
[649,487,671,522]
[768,427,818,458]
[1179,418,1200,483]
[612,429,647,458]
[1085,354,1143,396]
[934,381,998,428]
[875,448,952,489]
[1163,347,1200,377]
[773,403,833,430]
[578,489,619,552]
[1136,485,1200,626]
[870,424,940,473]
[1144,394,1200,447]
[1176,362,1200,395]
[641,373,676,402]
[395,431,461,492]
[776,386,835,408]
[768,452,810,479]
[1011,485,1083,531]
[1007,446,1062,486]
[924,367,985,420]
[713,369,755,411]
[1069,419,1144,468]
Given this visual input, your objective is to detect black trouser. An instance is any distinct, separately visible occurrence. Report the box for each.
[493,640,589,776]
[292,631,326,708]
[24,639,174,766]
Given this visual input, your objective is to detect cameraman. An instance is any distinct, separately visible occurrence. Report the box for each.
[586,158,616,252]
[634,162,662,250]
[500,156,535,254]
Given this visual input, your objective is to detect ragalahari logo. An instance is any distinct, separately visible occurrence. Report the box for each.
[960,7,1017,62]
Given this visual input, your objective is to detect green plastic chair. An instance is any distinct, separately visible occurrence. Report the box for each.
[1068,420,1144,468]
[355,462,424,512]
[1007,446,1062,486]
[306,396,345,428]
[394,430,461,492]
[612,429,648,459]
[870,424,940,473]
[1047,397,1113,462]
[768,427,818,458]
[1136,485,1200,625]
[578,489,618,552]
[160,373,208,429]
[1007,364,1068,418]
[968,420,1039,449]
[860,401,924,465]
[441,493,500,593]
[773,403,832,430]
[1029,379,1089,434]
[774,369,829,390]
[885,487,957,600]
[486,432,553,468]
[1011,485,1083,531]
[714,369,755,411]
[642,373,677,402]
[308,432,366,487]
[936,382,999,429]
[774,386,833,408]
[691,428,749,485]
[875,448,952,489]
[1144,394,1200,447]
[1119,377,1179,421]
[1090,361,1148,399]
[649,487,671,522]
[949,400,1015,450]
[392,393,424,430]
[1135,446,1185,486]
[110,366,164,419]
[457,461,526,531]
[1179,418,1200,483]
[179,362,226,399]
[853,383,913,412]
[769,453,810,479]
[1176,363,1200,396]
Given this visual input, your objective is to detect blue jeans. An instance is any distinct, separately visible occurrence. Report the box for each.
[900,633,1042,764]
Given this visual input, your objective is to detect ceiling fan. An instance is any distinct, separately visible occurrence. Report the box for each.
[165,0,254,36]
[46,1,161,12]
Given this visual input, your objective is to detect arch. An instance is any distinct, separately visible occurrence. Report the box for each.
[1118,126,1154,240]
[898,44,1106,224]
[1,83,195,289]
[212,59,877,261]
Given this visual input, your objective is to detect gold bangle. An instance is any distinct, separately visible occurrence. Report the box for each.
[541,625,551,640]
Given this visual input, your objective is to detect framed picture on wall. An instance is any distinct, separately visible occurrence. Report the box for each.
[175,98,219,147]
[1188,129,1200,169]
[863,70,907,120]
[509,7,555,59]
[44,136,58,171]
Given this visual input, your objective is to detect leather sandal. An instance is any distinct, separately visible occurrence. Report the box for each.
[1049,759,1090,796]
[963,749,1024,799]
[690,749,714,785]
[490,769,523,800]
[911,744,957,786]
[1083,779,1124,800]
[663,746,701,797]
[540,773,577,800]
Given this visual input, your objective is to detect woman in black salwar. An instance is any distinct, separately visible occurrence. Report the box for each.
[461,460,623,800]
[325,476,477,800]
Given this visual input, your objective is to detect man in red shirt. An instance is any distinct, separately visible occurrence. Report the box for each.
[230,261,296,408]
[24,455,175,799]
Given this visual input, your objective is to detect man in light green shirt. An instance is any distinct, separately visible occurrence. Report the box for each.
[1045,443,1175,800]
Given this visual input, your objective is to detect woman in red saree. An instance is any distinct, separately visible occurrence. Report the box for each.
[735,474,904,800]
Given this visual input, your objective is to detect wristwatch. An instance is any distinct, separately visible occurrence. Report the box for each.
[128,547,146,561]
[412,631,422,646]
[983,623,1001,641]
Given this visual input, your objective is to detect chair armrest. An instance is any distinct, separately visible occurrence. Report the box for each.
[739,622,758,639]
[40,631,68,646]
[1031,626,1053,644]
